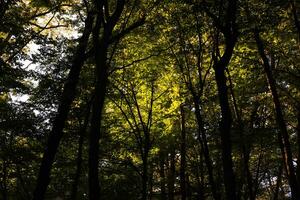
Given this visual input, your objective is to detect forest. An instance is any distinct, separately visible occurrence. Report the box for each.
[1,0,300,199]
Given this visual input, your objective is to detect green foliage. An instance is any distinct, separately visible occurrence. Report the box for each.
[1,0,300,199]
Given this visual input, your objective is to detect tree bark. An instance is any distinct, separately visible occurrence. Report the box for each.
[71,129,85,200]
[179,105,186,200]
[178,55,219,199]
[88,1,125,199]
[159,152,167,200]
[70,103,91,200]
[214,66,237,200]
[149,164,154,200]
[193,95,220,200]
[296,108,300,184]
[142,144,149,200]
[88,26,108,200]
[227,69,254,200]
[273,164,283,200]
[168,147,176,200]
[174,7,220,199]
[210,0,238,199]
[88,59,108,200]
[196,151,205,200]
[32,13,94,200]
[254,30,300,200]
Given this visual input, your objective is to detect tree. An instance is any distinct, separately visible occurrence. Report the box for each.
[2,0,300,199]
[203,0,239,199]
[254,29,300,199]
[33,10,95,200]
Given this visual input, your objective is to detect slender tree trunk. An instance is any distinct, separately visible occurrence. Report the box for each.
[227,69,254,200]
[273,164,283,200]
[88,1,126,198]
[88,66,107,200]
[88,41,108,200]
[176,6,220,198]
[193,96,220,200]
[196,151,205,200]
[254,30,300,200]
[244,150,254,200]
[186,175,192,199]
[179,61,219,199]
[252,150,263,198]
[149,164,154,200]
[159,153,166,200]
[213,35,238,200]
[296,109,300,183]
[32,13,94,200]
[142,128,151,200]
[168,147,175,200]
[142,149,149,200]
[210,0,238,198]
[88,11,104,199]
[214,66,237,200]
[70,104,91,200]
[180,105,186,200]
[71,129,85,200]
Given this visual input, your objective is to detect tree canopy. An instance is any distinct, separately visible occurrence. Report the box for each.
[1,0,300,199]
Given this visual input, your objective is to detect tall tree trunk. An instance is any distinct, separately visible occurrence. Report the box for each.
[210,0,238,199]
[71,129,85,200]
[244,149,254,200]
[214,66,237,200]
[196,150,205,200]
[88,31,109,200]
[296,108,300,184]
[149,164,154,200]
[88,59,108,200]
[186,175,192,199]
[176,7,220,198]
[227,69,254,200]
[252,150,263,199]
[168,147,176,200]
[213,31,238,200]
[180,105,186,200]
[70,103,91,200]
[88,1,125,198]
[193,96,220,200]
[254,30,300,200]
[159,152,166,200]
[142,147,149,200]
[142,128,151,200]
[273,163,283,200]
[32,13,94,200]
[179,58,219,199]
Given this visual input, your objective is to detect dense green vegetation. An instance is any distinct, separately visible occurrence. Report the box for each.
[1,0,300,199]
